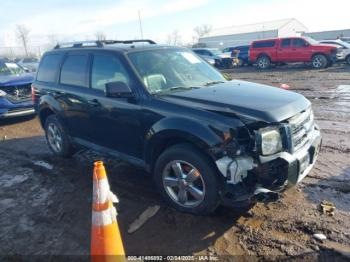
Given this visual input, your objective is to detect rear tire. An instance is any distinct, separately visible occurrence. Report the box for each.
[256,55,271,69]
[45,115,74,158]
[311,54,328,69]
[154,144,222,215]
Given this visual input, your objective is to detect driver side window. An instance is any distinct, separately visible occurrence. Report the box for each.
[292,38,306,48]
[91,54,130,91]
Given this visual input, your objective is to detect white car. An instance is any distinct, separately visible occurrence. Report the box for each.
[320,39,350,65]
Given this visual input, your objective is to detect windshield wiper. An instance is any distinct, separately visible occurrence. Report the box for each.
[203,81,225,86]
[152,86,200,95]
[169,86,200,91]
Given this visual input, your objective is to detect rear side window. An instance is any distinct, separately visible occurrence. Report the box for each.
[252,41,276,48]
[60,55,88,87]
[36,54,62,82]
[281,39,291,48]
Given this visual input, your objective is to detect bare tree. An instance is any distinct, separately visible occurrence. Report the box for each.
[193,24,212,43]
[16,24,30,56]
[166,30,182,46]
[95,31,107,41]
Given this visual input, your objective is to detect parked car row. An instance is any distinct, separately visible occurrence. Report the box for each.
[217,37,350,69]
[192,48,236,69]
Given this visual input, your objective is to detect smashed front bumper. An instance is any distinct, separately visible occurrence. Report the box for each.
[0,98,34,118]
[215,126,322,205]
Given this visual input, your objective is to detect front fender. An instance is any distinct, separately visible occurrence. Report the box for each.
[143,117,224,165]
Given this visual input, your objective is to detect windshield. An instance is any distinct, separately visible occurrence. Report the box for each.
[303,36,319,45]
[209,49,223,56]
[128,49,226,94]
[0,62,26,76]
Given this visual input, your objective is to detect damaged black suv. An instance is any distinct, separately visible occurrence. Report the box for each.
[33,40,321,214]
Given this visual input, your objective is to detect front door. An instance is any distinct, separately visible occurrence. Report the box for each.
[88,52,144,160]
[291,38,310,62]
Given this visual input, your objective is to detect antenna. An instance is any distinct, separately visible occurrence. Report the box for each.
[138,10,144,39]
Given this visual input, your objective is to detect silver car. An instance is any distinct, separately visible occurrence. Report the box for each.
[18,57,39,72]
[320,39,350,65]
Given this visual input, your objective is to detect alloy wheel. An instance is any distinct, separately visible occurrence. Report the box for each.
[258,57,268,69]
[312,56,323,68]
[47,123,63,153]
[162,160,205,208]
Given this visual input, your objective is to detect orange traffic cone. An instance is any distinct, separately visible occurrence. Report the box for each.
[91,161,125,262]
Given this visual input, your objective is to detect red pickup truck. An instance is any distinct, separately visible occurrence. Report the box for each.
[249,37,338,69]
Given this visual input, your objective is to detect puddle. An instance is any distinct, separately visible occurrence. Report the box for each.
[33,160,53,170]
[0,171,31,188]
[336,85,350,93]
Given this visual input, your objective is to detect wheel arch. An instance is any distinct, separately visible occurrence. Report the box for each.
[311,52,328,60]
[256,53,271,61]
[38,95,67,129]
[143,117,223,171]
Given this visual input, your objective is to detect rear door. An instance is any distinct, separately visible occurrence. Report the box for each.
[56,51,93,141]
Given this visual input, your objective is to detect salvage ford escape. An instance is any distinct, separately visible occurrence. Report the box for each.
[33,40,321,214]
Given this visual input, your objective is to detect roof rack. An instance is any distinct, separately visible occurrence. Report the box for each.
[54,39,156,49]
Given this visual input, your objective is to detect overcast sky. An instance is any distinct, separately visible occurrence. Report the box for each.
[0,0,349,47]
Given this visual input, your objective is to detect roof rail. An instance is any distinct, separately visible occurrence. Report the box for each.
[54,39,156,49]
[101,39,156,45]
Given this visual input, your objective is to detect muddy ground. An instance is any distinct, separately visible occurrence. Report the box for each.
[0,63,349,261]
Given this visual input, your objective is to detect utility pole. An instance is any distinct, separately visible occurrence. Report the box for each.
[138,10,144,39]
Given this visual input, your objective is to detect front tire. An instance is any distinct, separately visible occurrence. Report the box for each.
[256,55,271,69]
[45,115,74,158]
[311,54,328,69]
[154,144,222,215]
[346,55,350,65]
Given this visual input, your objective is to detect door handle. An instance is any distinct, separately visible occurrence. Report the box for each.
[88,98,101,106]
[52,90,63,98]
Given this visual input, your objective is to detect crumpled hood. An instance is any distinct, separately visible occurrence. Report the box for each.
[0,73,34,87]
[161,80,310,123]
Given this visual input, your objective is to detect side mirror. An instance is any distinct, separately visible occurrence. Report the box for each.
[304,42,310,47]
[105,81,133,98]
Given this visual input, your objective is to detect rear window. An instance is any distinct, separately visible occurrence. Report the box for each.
[60,55,88,87]
[252,41,276,48]
[36,54,63,83]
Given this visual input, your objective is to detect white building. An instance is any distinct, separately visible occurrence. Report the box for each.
[304,29,350,41]
[198,18,308,48]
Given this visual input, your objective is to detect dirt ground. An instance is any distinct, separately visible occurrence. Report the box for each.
[0,63,349,261]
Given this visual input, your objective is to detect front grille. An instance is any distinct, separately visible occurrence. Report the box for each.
[0,84,32,103]
[288,107,314,152]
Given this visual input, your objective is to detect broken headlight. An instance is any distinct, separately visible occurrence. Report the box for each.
[0,90,6,97]
[258,127,283,155]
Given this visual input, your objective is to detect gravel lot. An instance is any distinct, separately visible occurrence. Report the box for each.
[0,63,349,260]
